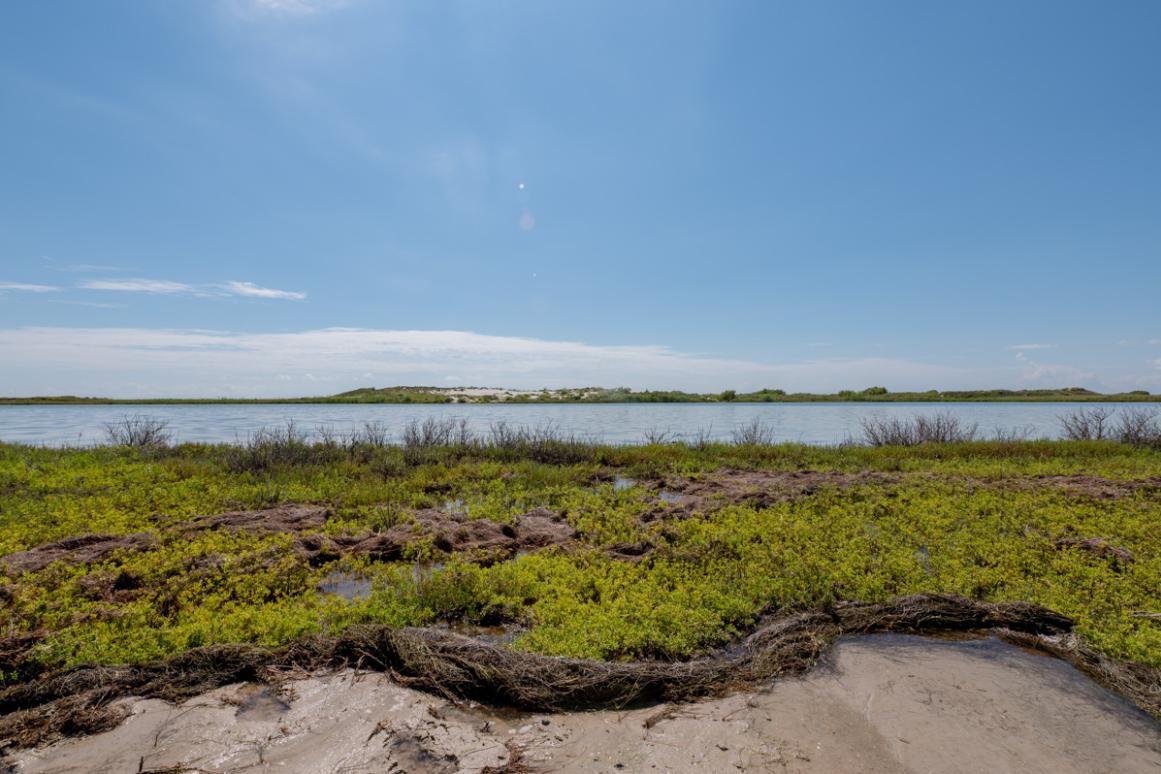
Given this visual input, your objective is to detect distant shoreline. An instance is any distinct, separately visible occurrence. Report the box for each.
[1,386,1158,405]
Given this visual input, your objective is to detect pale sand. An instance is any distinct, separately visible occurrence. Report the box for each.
[10,634,1161,773]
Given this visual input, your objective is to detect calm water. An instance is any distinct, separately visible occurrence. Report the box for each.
[0,402,1144,447]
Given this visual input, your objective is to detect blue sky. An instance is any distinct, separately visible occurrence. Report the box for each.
[1,0,1159,397]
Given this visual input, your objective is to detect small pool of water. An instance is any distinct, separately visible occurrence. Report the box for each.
[318,571,373,601]
[613,476,636,492]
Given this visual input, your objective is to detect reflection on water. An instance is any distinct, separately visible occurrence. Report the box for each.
[435,620,525,646]
[857,633,1160,727]
[613,476,636,491]
[318,570,373,601]
[0,402,1149,447]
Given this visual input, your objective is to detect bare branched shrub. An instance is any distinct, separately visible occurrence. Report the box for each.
[860,416,916,446]
[402,417,473,449]
[1058,407,1115,441]
[315,423,341,448]
[486,421,595,464]
[225,420,328,472]
[991,425,1036,442]
[398,417,477,464]
[487,421,522,449]
[452,417,474,446]
[103,415,171,449]
[860,413,977,446]
[686,426,715,450]
[349,420,389,447]
[914,413,978,444]
[1114,408,1161,449]
[731,418,776,446]
[642,427,673,445]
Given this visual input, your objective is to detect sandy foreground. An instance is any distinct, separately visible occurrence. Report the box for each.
[9,634,1161,774]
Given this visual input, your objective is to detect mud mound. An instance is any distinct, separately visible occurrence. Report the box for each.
[0,506,328,575]
[7,592,1151,754]
[183,504,330,534]
[1,505,579,581]
[1054,535,1136,564]
[0,533,158,575]
[303,507,578,564]
[992,474,1161,499]
[649,470,900,510]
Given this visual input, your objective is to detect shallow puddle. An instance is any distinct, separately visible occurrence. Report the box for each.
[233,686,290,722]
[613,476,636,491]
[442,497,469,514]
[434,620,526,646]
[411,561,445,584]
[317,570,373,601]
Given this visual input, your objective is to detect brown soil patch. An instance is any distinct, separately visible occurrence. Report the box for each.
[635,470,1161,516]
[186,503,577,563]
[643,469,901,511]
[298,507,578,565]
[1054,536,1136,564]
[1,505,580,581]
[182,503,331,534]
[604,541,653,561]
[0,634,41,682]
[1004,474,1161,499]
[0,533,158,575]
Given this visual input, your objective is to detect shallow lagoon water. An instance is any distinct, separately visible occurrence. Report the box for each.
[0,401,1151,447]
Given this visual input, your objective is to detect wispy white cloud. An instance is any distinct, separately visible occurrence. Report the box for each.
[55,263,128,273]
[50,300,125,309]
[0,282,59,293]
[0,327,995,398]
[251,0,347,16]
[1011,348,1093,385]
[81,278,199,294]
[79,278,304,300]
[1150,339,1161,346]
[221,281,306,300]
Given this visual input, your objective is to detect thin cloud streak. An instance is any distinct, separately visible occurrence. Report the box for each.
[0,282,59,293]
[48,263,129,273]
[1007,344,1056,351]
[50,300,126,309]
[0,326,999,398]
[250,0,347,16]
[80,278,305,300]
[221,281,307,300]
[81,278,199,294]
[1011,349,1094,385]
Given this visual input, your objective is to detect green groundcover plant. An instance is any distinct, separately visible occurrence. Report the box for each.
[1,437,1159,684]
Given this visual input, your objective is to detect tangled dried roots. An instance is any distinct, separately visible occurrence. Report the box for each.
[2,593,1156,752]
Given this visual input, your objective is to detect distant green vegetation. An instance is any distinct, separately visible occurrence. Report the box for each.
[1,385,1157,405]
[2,430,1159,684]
